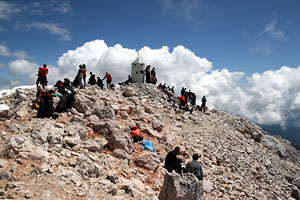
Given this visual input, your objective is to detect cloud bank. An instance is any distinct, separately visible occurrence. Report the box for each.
[5,39,300,128]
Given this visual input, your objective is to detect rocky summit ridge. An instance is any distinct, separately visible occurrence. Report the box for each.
[0,83,300,200]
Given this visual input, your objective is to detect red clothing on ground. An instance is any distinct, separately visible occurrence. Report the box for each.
[130,129,141,137]
[39,67,48,78]
[179,96,185,102]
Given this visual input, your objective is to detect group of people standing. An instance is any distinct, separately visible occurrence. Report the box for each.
[73,64,113,90]
[145,65,157,84]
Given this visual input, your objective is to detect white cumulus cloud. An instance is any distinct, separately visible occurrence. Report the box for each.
[8,59,38,76]
[5,39,300,128]
[0,44,11,56]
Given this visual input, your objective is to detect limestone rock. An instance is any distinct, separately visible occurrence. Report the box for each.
[112,148,131,160]
[105,130,134,153]
[135,152,160,171]
[65,122,87,140]
[152,121,163,132]
[92,106,115,120]
[123,88,134,97]
[159,172,204,200]
[82,138,108,152]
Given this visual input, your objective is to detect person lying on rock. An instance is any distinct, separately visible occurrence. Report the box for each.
[164,146,182,174]
[130,126,143,143]
[186,154,203,180]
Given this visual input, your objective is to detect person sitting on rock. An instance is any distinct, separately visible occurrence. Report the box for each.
[37,80,54,118]
[119,75,132,86]
[97,77,104,89]
[88,72,97,85]
[130,126,143,143]
[186,154,203,180]
[164,146,182,174]
[179,96,186,109]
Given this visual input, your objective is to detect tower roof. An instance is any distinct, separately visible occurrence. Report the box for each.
[132,57,144,64]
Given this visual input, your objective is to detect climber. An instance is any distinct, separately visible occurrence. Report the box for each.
[36,64,48,88]
[201,95,207,113]
[88,72,97,85]
[164,146,182,174]
[103,72,112,89]
[130,126,143,143]
[186,154,203,180]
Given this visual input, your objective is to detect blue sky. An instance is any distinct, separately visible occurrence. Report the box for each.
[1,0,300,131]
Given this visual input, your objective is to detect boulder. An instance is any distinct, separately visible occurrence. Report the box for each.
[112,149,131,160]
[65,122,87,140]
[106,130,134,153]
[64,135,81,148]
[73,95,93,114]
[30,129,49,145]
[0,109,14,120]
[261,135,285,158]
[47,128,64,147]
[93,120,116,135]
[152,121,163,132]
[92,106,115,120]
[134,152,160,171]
[82,138,108,152]
[76,157,104,178]
[159,173,204,200]
[123,89,134,97]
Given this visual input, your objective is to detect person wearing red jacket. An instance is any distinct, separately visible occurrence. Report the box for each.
[36,64,48,87]
[130,126,143,143]
[103,72,112,89]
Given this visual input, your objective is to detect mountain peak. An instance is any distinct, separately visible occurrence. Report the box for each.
[0,83,299,199]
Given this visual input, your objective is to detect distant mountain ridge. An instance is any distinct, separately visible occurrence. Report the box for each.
[261,125,300,149]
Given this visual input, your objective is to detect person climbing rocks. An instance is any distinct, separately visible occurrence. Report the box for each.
[186,154,203,180]
[36,64,48,88]
[97,77,104,89]
[201,95,207,113]
[103,72,112,89]
[164,146,182,174]
[130,126,143,143]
